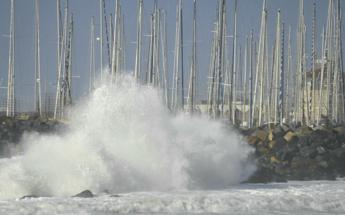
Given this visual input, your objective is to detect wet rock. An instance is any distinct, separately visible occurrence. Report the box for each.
[268,141,276,149]
[0,116,63,155]
[316,146,326,154]
[247,136,259,145]
[283,131,297,142]
[242,123,345,183]
[73,190,94,198]
[333,126,345,134]
[295,126,313,136]
[252,129,268,141]
[246,166,287,183]
[268,131,275,142]
[20,195,39,200]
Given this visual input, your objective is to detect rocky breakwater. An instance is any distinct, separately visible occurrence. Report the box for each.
[242,124,345,183]
[0,115,62,156]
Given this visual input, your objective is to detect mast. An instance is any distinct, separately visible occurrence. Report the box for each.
[242,36,248,127]
[111,0,120,83]
[100,0,104,80]
[333,0,343,122]
[252,0,267,126]
[295,0,306,125]
[63,12,73,111]
[285,26,292,123]
[103,0,111,70]
[147,13,154,84]
[337,0,345,122]
[230,0,237,122]
[212,0,226,118]
[34,0,42,117]
[317,27,326,125]
[187,0,197,114]
[54,0,61,119]
[207,23,217,116]
[311,1,316,123]
[279,23,285,125]
[160,9,169,106]
[89,17,95,93]
[272,10,281,124]
[249,30,254,127]
[171,0,183,112]
[134,0,143,81]
[7,0,15,117]
[54,0,68,119]
[180,0,184,110]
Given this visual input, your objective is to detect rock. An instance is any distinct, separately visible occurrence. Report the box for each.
[246,166,287,183]
[270,156,280,164]
[247,136,259,145]
[244,123,345,182]
[110,194,121,198]
[272,126,284,134]
[73,190,94,198]
[20,195,39,199]
[0,117,63,155]
[316,146,326,154]
[254,129,268,141]
[318,161,328,168]
[268,141,276,149]
[295,126,313,136]
[268,130,274,141]
[280,124,291,132]
[333,126,345,134]
[299,146,317,158]
[283,131,297,142]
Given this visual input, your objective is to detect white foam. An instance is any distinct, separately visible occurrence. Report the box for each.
[0,181,344,215]
[0,75,255,198]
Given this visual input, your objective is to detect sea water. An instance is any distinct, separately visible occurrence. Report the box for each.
[0,76,343,214]
[0,181,344,215]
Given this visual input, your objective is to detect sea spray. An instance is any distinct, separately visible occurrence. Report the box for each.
[0,76,255,198]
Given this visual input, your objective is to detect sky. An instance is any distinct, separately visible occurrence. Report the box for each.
[0,0,341,112]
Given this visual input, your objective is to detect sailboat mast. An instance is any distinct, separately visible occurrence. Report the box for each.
[180,0,184,110]
[89,17,95,93]
[134,0,143,81]
[230,0,237,122]
[7,0,15,117]
[279,23,285,125]
[54,0,61,119]
[171,0,182,112]
[111,0,119,82]
[35,0,42,117]
[188,0,197,114]
[100,0,104,80]
[160,9,169,106]
[311,1,317,123]
[273,10,281,124]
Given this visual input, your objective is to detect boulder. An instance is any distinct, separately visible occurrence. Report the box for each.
[73,190,94,198]
[268,141,276,149]
[254,129,268,141]
[283,131,297,142]
[20,195,39,200]
[270,156,280,164]
[246,166,287,183]
[333,126,345,134]
[295,126,313,136]
[246,135,259,145]
[268,130,274,141]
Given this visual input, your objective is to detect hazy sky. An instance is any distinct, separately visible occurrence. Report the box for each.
[0,0,341,111]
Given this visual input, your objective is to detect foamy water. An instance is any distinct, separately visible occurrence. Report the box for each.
[0,76,255,198]
[0,181,344,215]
